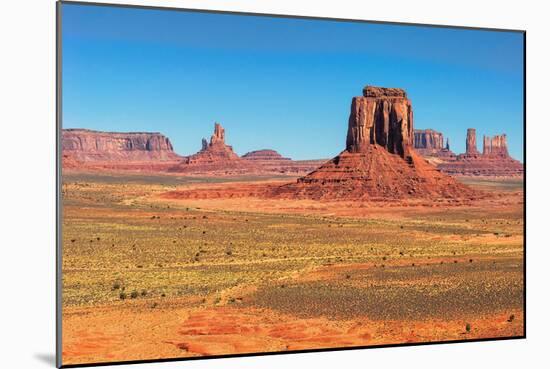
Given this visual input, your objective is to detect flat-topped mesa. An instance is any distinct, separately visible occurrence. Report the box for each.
[413,129,455,159]
[242,149,291,161]
[414,129,444,150]
[62,129,181,162]
[346,85,413,158]
[466,128,480,156]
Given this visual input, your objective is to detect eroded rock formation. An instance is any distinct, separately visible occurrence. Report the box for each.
[438,130,522,177]
[242,150,291,161]
[414,129,444,152]
[413,129,456,160]
[273,85,477,201]
[346,86,413,157]
[168,122,246,173]
[466,128,480,156]
[488,134,509,157]
[62,129,179,161]
[241,149,324,174]
[61,129,183,171]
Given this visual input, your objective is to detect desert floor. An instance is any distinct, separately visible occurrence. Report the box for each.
[61,173,524,365]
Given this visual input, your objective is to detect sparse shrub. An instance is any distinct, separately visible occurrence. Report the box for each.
[97,237,100,241]
[151,302,158,309]
[508,314,515,322]
[130,290,139,299]
[469,259,473,263]
[141,290,147,297]
[70,239,76,243]
[345,274,351,279]
[161,293,166,298]
[112,281,121,290]
[465,323,471,332]
[119,292,126,300]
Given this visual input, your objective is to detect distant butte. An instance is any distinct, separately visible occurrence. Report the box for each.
[413,129,456,159]
[242,149,291,161]
[435,129,523,177]
[273,85,478,201]
[168,122,250,174]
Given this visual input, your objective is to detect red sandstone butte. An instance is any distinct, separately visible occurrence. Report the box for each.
[168,123,253,174]
[465,128,481,156]
[273,86,477,200]
[437,130,523,177]
[61,129,183,171]
[413,129,455,159]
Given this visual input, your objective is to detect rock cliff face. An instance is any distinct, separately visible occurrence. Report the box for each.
[346,86,413,158]
[414,129,443,152]
[413,129,455,161]
[466,128,480,156]
[62,129,179,160]
[61,129,182,171]
[273,85,477,201]
[488,134,509,157]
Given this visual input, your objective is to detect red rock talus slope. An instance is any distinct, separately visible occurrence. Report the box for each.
[62,129,183,171]
[168,123,253,174]
[273,86,477,201]
[437,130,523,177]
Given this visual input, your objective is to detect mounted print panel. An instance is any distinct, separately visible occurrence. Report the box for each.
[57,1,525,367]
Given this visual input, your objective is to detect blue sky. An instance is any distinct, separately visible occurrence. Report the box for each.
[61,3,524,161]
